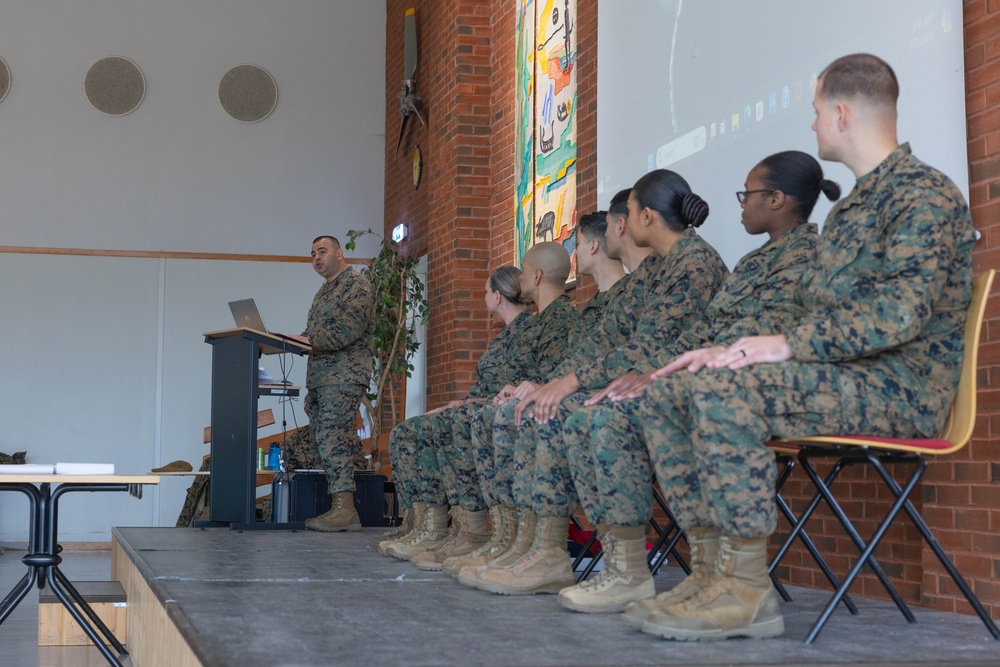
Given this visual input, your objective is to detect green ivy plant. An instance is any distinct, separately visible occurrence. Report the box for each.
[346,228,429,471]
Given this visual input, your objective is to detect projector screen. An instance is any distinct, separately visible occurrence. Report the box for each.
[597,0,967,268]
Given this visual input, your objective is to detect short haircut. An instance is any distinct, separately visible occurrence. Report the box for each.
[818,53,898,108]
[523,242,572,286]
[577,211,609,251]
[312,235,341,249]
[609,188,631,219]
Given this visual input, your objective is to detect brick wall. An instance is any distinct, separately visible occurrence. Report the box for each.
[945,0,1000,614]
[383,0,999,617]
[384,0,599,411]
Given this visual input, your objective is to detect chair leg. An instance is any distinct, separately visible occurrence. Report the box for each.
[770,456,859,614]
[799,452,915,621]
[648,524,686,576]
[867,454,1000,641]
[799,452,920,644]
[649,485,690,576]
[572,531,600,580]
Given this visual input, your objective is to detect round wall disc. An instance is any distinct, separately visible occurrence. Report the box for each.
[85,56,145,116]
[218,64,277,123]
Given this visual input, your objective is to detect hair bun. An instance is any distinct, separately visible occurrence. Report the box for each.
[819,178,842,201]
[681,193,710,228]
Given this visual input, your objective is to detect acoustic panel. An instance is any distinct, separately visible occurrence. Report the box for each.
[0,56,9,104]
[218,64,277,123]
[84,56,145,116]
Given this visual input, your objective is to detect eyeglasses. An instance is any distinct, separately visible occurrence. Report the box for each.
[735,189,776,204]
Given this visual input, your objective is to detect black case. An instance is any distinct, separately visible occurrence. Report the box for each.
[288,472,332,522]
[285,471,388,527]
[353,472,388,527]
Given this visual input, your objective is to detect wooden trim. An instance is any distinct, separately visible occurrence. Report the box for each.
[0,245,368,264]
[0,541,112,550]
[113,536,203,667]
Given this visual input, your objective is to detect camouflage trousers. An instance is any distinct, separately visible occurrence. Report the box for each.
[387,403,488,510]
[636,360,924,539]
[471,403,505,506]
[387,412,443,508]
[437,402,489,511]
[482,393,586,517]
[306,383,366,494]
[282,425,366,473]
[562,398,652,528]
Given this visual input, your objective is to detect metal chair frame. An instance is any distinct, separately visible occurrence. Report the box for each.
[771,270,998,644]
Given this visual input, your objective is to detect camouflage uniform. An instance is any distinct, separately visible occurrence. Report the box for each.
[480,257,661,510]
[279,425,369,471]
[562,224,818,526]
[637,144,974,538]
[305,268,375,495]
[514,233,728,519]
[469,295,582,505]
[175,457,212,527]
[388,311,531,508]
[485,255,659,513]
[473,286,622,508]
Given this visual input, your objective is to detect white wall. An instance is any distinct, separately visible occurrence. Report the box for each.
[0,0,386,257]
[0,1,386,541]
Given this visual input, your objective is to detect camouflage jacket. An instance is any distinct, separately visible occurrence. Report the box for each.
[785,143,975,435]
[305,268,376,389]
[501,294,581,386]
[557,252,661,380]
[465,310,532,399]
[680,223,818,349]
[575,228,728,389]
[554,275,628,377]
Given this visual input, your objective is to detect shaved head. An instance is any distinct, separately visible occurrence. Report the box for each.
[523,242,572,286]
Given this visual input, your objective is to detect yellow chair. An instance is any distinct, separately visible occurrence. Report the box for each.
[773,269,999,643]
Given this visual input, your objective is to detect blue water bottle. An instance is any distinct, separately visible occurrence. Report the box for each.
[267,443,281,470]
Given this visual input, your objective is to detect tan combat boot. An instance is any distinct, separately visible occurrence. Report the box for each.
[457,506,535,588]
[371,505,415,549]
[559,524,654,612]
[413,507,490,571]
[443,505,514,577]
[473,515,576,595]
[621,526,719,628]
[385,503,449,561]
[305,491,361,532]
[409,506,463,561]
[378,502,425,555]
[640,534,783,641]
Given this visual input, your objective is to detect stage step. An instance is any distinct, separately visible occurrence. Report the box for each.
[38,580,127,647]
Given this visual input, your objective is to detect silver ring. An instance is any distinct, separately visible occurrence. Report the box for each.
[739,349,747,358]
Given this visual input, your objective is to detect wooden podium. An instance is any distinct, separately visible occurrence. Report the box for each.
[202,327,310,530]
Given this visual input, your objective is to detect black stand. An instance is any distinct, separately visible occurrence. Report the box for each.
[0,481,146,667]
[202,328,309,530]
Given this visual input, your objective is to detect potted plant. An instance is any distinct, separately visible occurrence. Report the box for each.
[345,228,429,472]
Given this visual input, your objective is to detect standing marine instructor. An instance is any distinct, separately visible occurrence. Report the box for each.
[291,235,376,532]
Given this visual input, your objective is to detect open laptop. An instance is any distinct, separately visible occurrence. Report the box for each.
[228,299,304,344]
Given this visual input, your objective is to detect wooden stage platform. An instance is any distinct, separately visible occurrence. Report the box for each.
[110,527,1000,667]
